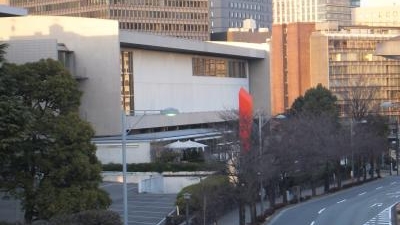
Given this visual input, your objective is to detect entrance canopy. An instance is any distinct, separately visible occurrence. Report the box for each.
[164,140,207,150]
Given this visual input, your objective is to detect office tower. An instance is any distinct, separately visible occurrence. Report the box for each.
[271,0,354,114]
[8,0,210,41]
[310,25,400,117]
[209,0,273,33]
[272,0,353,26]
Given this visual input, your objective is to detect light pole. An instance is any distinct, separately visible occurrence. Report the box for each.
[121,107,179,225]
[381,101,400,176]
[257,113,285,215]
[183,192,191,225]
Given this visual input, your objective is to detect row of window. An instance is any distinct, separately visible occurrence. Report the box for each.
[229,11,264,20]
[119,22,208,33]
[192,57,247,78]
[330,65,400,75]
[113,0,207,7]
[229,2,266,11]
[110,9,208,20]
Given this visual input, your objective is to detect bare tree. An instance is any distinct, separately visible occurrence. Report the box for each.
[336,75,381,120]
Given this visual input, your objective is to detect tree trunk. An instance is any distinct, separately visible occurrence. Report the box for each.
[363,159,367,181]
[266,182,276,208]
[239,201,246,225]
[370,157,375,179]
[250,202,257,224]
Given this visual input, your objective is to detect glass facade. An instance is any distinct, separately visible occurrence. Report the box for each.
[121,50,133,112]
[192,56,247,78]
[273,0,352,25]
[326,27,400,118]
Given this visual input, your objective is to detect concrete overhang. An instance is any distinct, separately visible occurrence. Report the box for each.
[0,5,27,17]
[119,31,267,59]
[375,36,400,60]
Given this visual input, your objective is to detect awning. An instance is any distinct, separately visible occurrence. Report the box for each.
[164,140,207,150]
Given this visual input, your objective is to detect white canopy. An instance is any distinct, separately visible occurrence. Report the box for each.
[164,140,207,150]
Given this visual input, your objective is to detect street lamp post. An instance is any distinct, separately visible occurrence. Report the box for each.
[183,192,191,225]
[381,101,400,176]
[121,107,179,225]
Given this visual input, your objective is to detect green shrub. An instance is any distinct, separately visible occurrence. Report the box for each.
[102,162,224,173]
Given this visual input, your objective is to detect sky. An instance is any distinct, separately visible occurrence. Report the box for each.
[361,0,400,7]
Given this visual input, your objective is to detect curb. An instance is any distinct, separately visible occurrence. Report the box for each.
[392,203,400,225]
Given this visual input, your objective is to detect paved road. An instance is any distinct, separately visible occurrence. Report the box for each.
[267,176,400,225]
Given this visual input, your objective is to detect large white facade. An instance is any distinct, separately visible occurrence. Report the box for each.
[0,16,271,137]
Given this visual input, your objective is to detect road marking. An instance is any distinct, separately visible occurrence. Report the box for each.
[376,186,383,190]
[318,208,326,214]
[337,199,346,203]
[362,205,392,225]
[391,182,397,185]
[359,192,367,196]
[370,203,383,208]
[310,221,315,225]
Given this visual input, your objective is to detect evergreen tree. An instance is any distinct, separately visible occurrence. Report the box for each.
[0,58,110,223]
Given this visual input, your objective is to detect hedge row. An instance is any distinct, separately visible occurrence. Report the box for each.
[1,210,121,225]
[102,162,224,173]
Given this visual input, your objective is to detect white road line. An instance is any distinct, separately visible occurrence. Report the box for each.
[310,221,315,225]
[318,208,326,214]
[359,192,367,196]
[376,186,383,190]
[391,182,397,185]
[337,199,346,203]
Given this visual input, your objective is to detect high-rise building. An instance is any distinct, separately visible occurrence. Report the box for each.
[272,0,353,26]
[209,0,273,33]
[7,0,210,41]
[310,25,400,117]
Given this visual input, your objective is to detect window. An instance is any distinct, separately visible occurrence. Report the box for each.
[192,56,247,78]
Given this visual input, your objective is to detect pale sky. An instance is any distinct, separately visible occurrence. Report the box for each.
[361,0,400,7]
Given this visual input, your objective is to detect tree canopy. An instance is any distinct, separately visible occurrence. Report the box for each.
[0,57,110,223]
[289,84,338,117]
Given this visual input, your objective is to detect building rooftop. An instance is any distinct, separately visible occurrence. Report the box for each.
[0,4,26,17]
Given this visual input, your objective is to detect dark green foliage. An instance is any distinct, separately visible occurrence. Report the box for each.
[49,210,122,225]
[176,176,235,224]
[289,84,338,118]
[102,162,224,173]
[0,59,110,223]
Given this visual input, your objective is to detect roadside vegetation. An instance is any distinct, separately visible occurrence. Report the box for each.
[166,84,389,225]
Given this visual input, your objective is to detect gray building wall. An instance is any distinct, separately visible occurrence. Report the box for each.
[210,0,273,33]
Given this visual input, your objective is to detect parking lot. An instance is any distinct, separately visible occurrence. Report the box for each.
[101,182,177,225]
[0,182,177,225]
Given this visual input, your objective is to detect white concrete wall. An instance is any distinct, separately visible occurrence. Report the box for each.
[132,49,248,113]
[96,142,151,164]
[102,171,209,194]
[0,16,121,136]
[4,39,58,63]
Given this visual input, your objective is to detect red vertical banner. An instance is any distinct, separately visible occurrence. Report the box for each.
[239,88,253,153]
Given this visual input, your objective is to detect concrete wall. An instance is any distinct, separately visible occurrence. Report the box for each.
[310,33,329,87]
[4,39,58,63]
[132,49,248,113]
[102,171,209,194]
[96,142,151,164]
[0,16,121,136]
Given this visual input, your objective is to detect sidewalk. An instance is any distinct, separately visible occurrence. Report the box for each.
[217,172,388,225]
